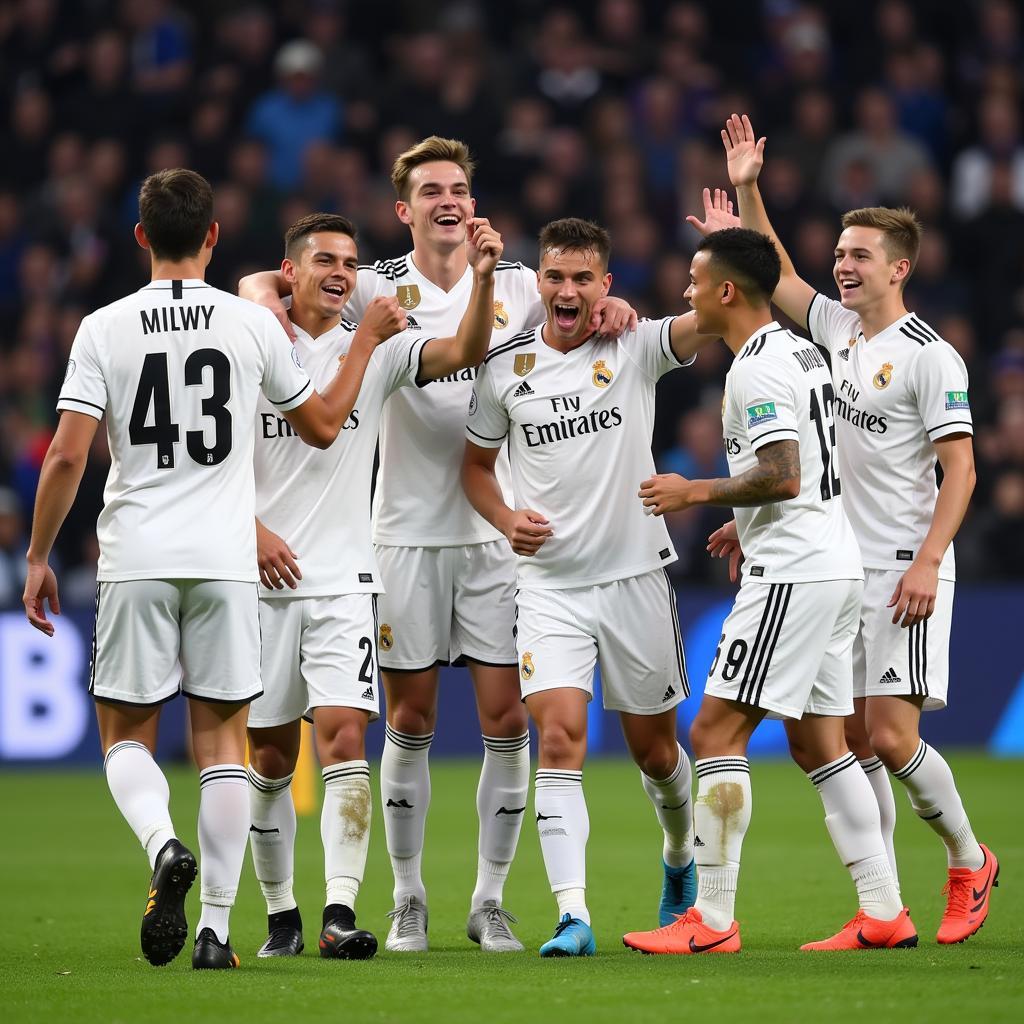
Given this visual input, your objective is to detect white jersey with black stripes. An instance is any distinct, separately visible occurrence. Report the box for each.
[806,295,972,580]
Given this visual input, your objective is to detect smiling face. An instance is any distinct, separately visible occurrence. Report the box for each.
[538,246,611,346]
[284,231,358,320]
[833,224,909,311]
[684,249,723,335]
[396,160,476,251]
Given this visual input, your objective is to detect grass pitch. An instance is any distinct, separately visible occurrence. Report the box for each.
[2,755,1021,1024]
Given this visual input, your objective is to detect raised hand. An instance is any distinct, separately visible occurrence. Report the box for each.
[359,296,407,344]
[722,113,766,188]
[686,187,741,237]
[590,296,638,336]
[467,217,503,275]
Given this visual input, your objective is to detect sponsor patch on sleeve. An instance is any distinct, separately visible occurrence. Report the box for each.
[468,389,478,415]
[747,402,778,428]
[944,390,969,410]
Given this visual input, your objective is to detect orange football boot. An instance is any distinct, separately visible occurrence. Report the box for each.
[800,907,918,951]
[623,907,741,954]
[937,843,999,944]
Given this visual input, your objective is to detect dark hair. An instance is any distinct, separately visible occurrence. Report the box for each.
[138,168,214,261]
[696,227,781,303]
[539,217,612,269]
[284,212,358,260]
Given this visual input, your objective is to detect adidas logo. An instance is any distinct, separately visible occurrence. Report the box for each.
[361,685,374,700]
[879,667,902,685]
[694,835,705,847]
[662,685,676,702]
[838,347,850,361]
[512,380,534,398]
[405,315,421,330]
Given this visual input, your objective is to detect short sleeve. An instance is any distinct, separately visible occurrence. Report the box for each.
[731,357,800,451]
[911,342,973,441]
[260,313,313,411]
[621,316,694,381]
[465,361,508,448]
[373,329,430,396]
[57,318,107,420]
[806,292,860,360]
[345,266,389,323]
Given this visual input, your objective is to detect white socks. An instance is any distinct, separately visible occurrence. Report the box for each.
[103,741,176,869]
[196,764,249,943]
[535,769,590,924]
[471,733,530,909]
[858,756,899,888]
[322,760,371,910]
[381,725,432,904]
[247,766,297,914]
[808,753,902,921]
[641,743,694,868]
[693,757,751,931]
[893,740,984,869]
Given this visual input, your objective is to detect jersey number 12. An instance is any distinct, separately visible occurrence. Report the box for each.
[808,381,841,500]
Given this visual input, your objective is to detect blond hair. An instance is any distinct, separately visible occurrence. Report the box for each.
[841,206,922,281]
[390,136,475,201]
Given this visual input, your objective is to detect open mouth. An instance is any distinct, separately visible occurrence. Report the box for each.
[554,303,580,331]
[321,283,346,299]
[434,214,460,227]
[839,278,861,296]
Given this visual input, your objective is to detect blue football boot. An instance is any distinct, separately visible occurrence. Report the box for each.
[659,859,697,926]
[539,913,596,957]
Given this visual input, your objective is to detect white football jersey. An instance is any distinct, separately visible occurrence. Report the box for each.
[345,252,545,546]
[253,319,427,597]
[807,295,972,580]
[467,318,690,590]
[722,322,863,584]
[57,279,312,582]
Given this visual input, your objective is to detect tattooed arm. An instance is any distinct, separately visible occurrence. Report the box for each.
[638,440,800,516]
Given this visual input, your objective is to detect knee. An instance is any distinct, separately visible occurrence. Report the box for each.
[636,738,680,781]
[482,702,529,738]
[537,721,585,768]
[688,714,715,760]
[249,740,297,781]
[317,715,367,764]
[388,697,436,736]
[867,723,916,770]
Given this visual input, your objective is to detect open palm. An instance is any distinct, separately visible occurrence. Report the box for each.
[686,187,741,237]
[722,113,766,187]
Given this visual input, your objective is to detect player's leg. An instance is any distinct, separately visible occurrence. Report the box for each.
[456,538,530,951]
[180,579,262,969]
[246,597,306,957]
[859,572,994,942]
[92,579,195,967]
[376,544,449,950]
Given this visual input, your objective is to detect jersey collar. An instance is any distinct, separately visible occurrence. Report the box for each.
[737,321,785,359]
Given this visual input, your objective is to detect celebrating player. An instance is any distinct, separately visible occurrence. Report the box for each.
[241,137,636,953]
[717,113,996,944]
[463,217,711,957]
[22,170,387,969]
[245,211,504,961]
[622,227,911,955]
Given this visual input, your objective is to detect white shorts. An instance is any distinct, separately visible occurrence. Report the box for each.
[90,579,261,706]
[704,578,862,720]
[514,569,688,716]
[374,540,517,671]
[853,568,952,710]
[248,594,381,728]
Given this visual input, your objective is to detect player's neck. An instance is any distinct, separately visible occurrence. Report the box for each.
[721,310,775,355]
[410,242,468,293]
[149,258,207,281]
[541,321,595,354]
[290,303,340,340]
[856,293,909,341]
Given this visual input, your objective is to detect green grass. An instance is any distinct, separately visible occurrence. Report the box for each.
[1,755,1021,1024]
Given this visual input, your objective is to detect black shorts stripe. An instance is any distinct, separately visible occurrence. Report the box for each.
[89,581,102,694]
[737,583,791,706]
[752,583,792,706]
[662,569,689,696]
[908,619,929,696]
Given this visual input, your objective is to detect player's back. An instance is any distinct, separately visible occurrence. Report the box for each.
[58,278,311,583]
[723,324,862,583]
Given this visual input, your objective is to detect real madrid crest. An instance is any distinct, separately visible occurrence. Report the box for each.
[396,284,420,310]
[513,353,536,377]
[520,651,535,680]
[592,360,613,388]
[873,361,894,389]
[493,300,509,329]
[379,623,394,651]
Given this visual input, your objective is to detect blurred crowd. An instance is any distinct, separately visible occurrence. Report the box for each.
[1,0,1023,601]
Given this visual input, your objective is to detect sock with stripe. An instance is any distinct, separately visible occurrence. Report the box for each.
[471,733,530,909]
[808,753,902,920]
[103,740,176,869]
[693,756,751,931]
[640,743,694,868]
[322,761,371,910]
[893,740,984,870]
[197,764,249,943]
[247,766,297,914]
[380,725,433,904]
[858,756,899,890]
[535,769,590,925]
